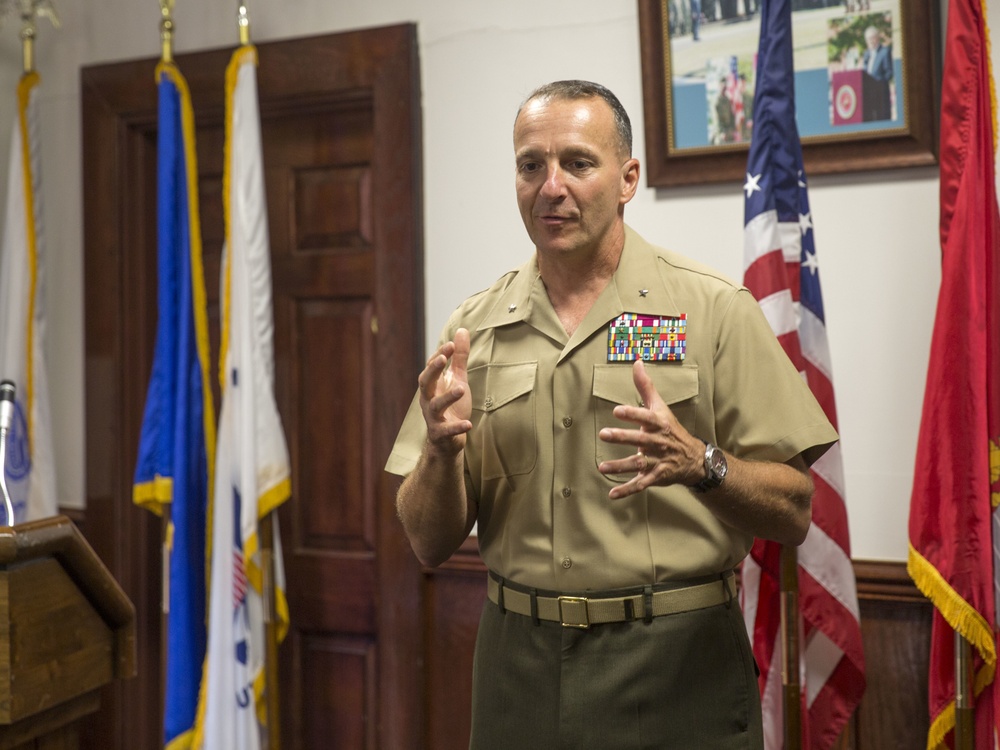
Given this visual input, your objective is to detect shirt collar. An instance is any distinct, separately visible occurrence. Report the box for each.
[476,255,566,343]
[475,226,681,351]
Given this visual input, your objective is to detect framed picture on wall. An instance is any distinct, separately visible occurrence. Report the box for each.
[637,0,941,188]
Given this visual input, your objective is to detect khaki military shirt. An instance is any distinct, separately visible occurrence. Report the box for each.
[386,226,837,591]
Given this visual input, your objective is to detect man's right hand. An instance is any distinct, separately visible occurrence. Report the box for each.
[418,327,473,456]
[398,327,477,567]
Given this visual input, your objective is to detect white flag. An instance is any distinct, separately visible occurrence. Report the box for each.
[0,72,57,524]
[195,45,290,750]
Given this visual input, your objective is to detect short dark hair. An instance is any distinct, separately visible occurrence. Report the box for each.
[517,80,633,157]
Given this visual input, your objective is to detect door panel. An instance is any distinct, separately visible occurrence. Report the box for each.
[82,26,423,750]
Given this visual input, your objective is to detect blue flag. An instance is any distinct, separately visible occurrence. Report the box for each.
[740,1,864,747]
[133,61,215,750]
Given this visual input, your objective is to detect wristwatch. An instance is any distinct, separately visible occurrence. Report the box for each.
[694,441,728,492]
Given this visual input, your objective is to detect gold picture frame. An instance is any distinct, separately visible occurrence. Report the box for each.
[637,0,941,187]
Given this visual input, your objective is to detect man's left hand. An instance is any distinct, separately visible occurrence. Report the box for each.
[597,360,706,499]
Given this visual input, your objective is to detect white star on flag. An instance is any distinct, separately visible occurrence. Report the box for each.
[744,172,762,198]
[802,248,820,275]
[799,211,813,235]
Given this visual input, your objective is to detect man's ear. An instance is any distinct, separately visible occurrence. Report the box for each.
[621,158,641,204]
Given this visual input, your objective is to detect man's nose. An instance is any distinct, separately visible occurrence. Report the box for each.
[539,166,566,199]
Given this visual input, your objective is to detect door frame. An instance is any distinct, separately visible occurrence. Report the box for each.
[81,25,424,749]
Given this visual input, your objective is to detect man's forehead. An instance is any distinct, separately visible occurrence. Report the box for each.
[517,95,609,122]
[514,98,615,146]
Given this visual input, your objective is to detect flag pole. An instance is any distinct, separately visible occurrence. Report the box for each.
[156,0,173,730]
[159,0,174,63]
[16,0,60,75]
[260,513,281,750]
[780,544,802,750]
[237,0,250,46]
[19,5,35,74]
[954,630,974,748]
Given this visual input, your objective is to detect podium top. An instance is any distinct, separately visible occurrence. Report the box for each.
[0,515,136,679]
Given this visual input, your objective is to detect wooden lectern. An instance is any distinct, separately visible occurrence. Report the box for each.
[0,516,135,750]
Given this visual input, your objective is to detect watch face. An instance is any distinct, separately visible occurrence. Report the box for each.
[709,447,727,479]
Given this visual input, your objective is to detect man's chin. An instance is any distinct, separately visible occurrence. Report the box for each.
[532,231,574,251]
[531,224,577,247]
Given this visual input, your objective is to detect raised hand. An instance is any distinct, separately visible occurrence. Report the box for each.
[597,360,704,499]
[417,327,473,456]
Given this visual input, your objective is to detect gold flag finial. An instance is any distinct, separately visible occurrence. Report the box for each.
[19,6,35,73]
[159,0,175,63]
[1,1,60,74]
[28,0,58,27]
[237,1,250,46]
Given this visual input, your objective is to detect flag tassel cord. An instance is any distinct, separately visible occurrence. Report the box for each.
[780,544,802,750]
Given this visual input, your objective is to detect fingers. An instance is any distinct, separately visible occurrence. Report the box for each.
[631,361,663,411]
[608,476,646,500]
[427,413,473,440]
[598,453,657,500]
[418,328,470,403]
[417,330,474,447]
[599,425,659,453]
[451,328,470,380]
[598,451,651,477]
[426,387,468,421]
[601,361,673,431]
[419,344,454,402]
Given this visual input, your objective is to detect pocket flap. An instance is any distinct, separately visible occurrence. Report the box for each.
[592,364,699,406]
[469,361,538,412]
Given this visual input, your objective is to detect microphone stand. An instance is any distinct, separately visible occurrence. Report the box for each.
[0,381,17,526]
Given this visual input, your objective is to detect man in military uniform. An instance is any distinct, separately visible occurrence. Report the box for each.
[386,80,836,749]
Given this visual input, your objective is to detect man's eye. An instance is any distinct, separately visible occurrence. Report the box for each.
[519,162,541,174]
[568,160,591,171]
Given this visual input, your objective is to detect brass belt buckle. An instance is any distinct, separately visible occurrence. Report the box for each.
[558,596,590,628]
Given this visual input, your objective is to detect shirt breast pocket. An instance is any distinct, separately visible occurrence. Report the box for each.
[466,361,538,480]
[593,364,700,483]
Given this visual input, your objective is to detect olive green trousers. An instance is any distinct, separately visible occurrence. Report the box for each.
[469,593,764,750]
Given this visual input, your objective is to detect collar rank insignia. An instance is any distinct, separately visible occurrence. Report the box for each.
[607,313,687,362]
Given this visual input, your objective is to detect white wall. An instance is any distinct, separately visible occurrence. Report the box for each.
[0,0,981,562]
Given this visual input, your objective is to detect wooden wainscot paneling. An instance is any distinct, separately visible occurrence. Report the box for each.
[839,560,932,750]
[423,538,484,750]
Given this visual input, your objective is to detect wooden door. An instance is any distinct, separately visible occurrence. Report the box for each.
[81,26,423,749]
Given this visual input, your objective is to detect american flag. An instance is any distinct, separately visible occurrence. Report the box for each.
[738,0,866,747]
[232,490,249,609]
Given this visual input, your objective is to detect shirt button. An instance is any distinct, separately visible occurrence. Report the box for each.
[484,395,494,409]
[561,557,572,569]
[561,487,572,498]
[562,416,573,428]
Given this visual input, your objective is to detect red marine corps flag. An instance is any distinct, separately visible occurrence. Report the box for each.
[907,0,1000,747]
[739,0,865,747]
